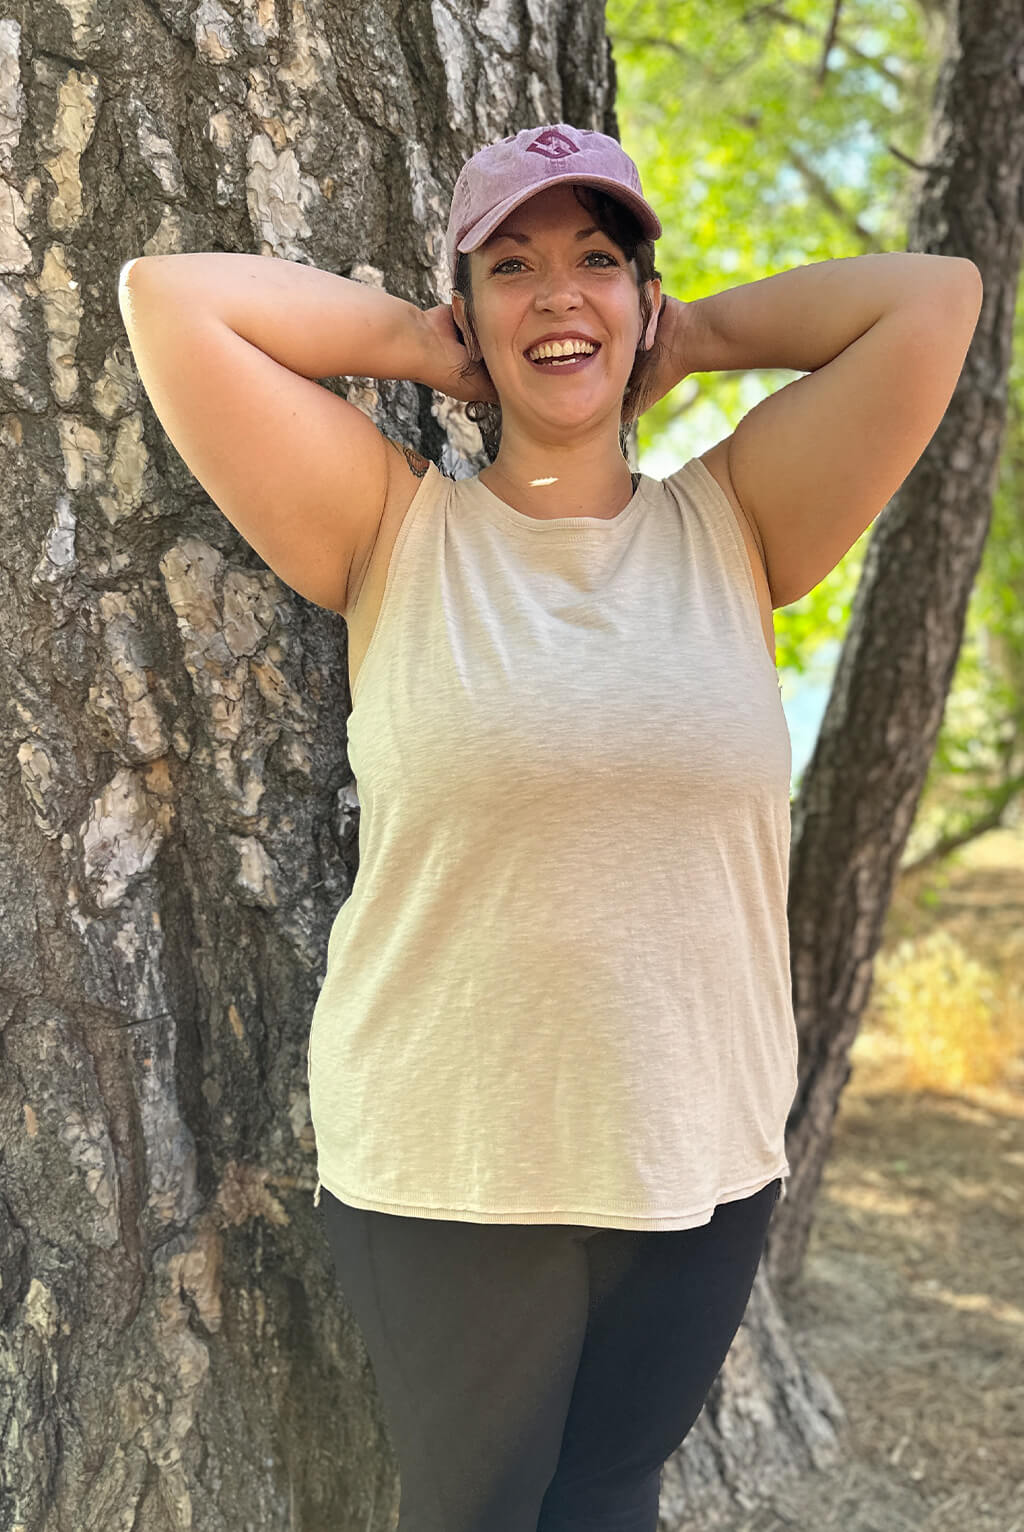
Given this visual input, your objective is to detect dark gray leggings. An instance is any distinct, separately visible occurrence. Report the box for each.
[319,1177,781,1532]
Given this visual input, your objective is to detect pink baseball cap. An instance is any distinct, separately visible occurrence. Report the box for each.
[446,123,662,286]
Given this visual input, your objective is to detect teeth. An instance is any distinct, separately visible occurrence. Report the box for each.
[527,340,597,361]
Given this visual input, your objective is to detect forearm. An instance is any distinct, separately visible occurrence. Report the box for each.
[681,251,981,375]
[119,252,435,385]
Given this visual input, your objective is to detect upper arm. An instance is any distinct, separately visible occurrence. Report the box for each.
[721,261,983,609]
[118,257,391,615]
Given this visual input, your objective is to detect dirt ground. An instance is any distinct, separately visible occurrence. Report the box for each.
[728,825,1024,1532]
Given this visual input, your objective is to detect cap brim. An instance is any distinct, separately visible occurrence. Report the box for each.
[456,175,662,256]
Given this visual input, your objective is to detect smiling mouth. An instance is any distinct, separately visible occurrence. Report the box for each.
[525,345,601,372]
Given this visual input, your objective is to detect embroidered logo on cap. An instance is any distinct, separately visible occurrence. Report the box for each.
[526,128,579,159]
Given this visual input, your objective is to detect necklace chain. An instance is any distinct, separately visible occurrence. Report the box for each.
[489,463,640,499]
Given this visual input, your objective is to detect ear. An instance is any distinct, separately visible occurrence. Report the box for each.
[451,290,476,358]
[641,278,663,350]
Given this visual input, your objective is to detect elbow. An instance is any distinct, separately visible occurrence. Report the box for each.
[118,257,148,327]
[118,256,145,289]
[952,257,983,306]
[956,260,984,331]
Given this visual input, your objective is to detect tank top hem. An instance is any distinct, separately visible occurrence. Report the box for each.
[312,1159,791,1230]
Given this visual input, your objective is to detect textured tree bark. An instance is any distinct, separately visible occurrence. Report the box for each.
[0,1,1014,1531]
[0,7,658,1532]
[764,0,1023,1303]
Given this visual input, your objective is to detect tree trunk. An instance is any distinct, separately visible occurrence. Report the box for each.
[0,6,619,1528]
[0,2,1017,1530]
[663,0,1024,1518]
[765,0,1023,1298]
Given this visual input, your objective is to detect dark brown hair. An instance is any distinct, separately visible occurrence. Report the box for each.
[453,184,665,463]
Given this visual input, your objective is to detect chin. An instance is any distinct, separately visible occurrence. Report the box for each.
[539,401,619,432]
[517,380,626,413]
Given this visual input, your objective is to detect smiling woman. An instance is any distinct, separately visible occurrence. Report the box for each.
[112,100,983,1532]
[286,114,816,1532]
[451,181,666,463]
[308,120,805,1532]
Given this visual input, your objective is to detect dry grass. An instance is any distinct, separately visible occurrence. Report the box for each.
[864,830,1024,1094]
[867,926,1022,1092]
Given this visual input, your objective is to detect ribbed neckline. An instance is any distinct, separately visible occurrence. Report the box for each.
[461,470,653,534]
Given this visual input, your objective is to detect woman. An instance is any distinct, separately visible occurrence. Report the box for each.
[119,121,981,1532]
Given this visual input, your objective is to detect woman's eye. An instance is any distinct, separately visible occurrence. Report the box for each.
[492,251,618,274]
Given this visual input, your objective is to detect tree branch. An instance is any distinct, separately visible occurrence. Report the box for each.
[815,0,844,90]
[899,777,1024,875]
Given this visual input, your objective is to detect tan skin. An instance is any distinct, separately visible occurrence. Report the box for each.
[446,182,663,521]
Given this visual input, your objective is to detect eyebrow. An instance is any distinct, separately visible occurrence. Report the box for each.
[482,225,602,249]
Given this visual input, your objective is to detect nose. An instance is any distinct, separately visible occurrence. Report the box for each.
[533,271,584,313]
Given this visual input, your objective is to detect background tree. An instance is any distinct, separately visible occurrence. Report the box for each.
[606,3,1023,1519]
[612,0,1024,860]
[761,0,1022,1285]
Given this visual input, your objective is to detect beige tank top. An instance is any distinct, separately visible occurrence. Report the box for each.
[307,458,798,1229]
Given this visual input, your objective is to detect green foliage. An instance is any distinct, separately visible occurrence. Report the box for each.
[608,0,943,674]
[609,0,1024,853]
[608,0,938,289]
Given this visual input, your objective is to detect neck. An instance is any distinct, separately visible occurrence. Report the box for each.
[480,428,638,521]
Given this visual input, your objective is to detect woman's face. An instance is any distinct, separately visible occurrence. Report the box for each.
[453,183,661,439]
